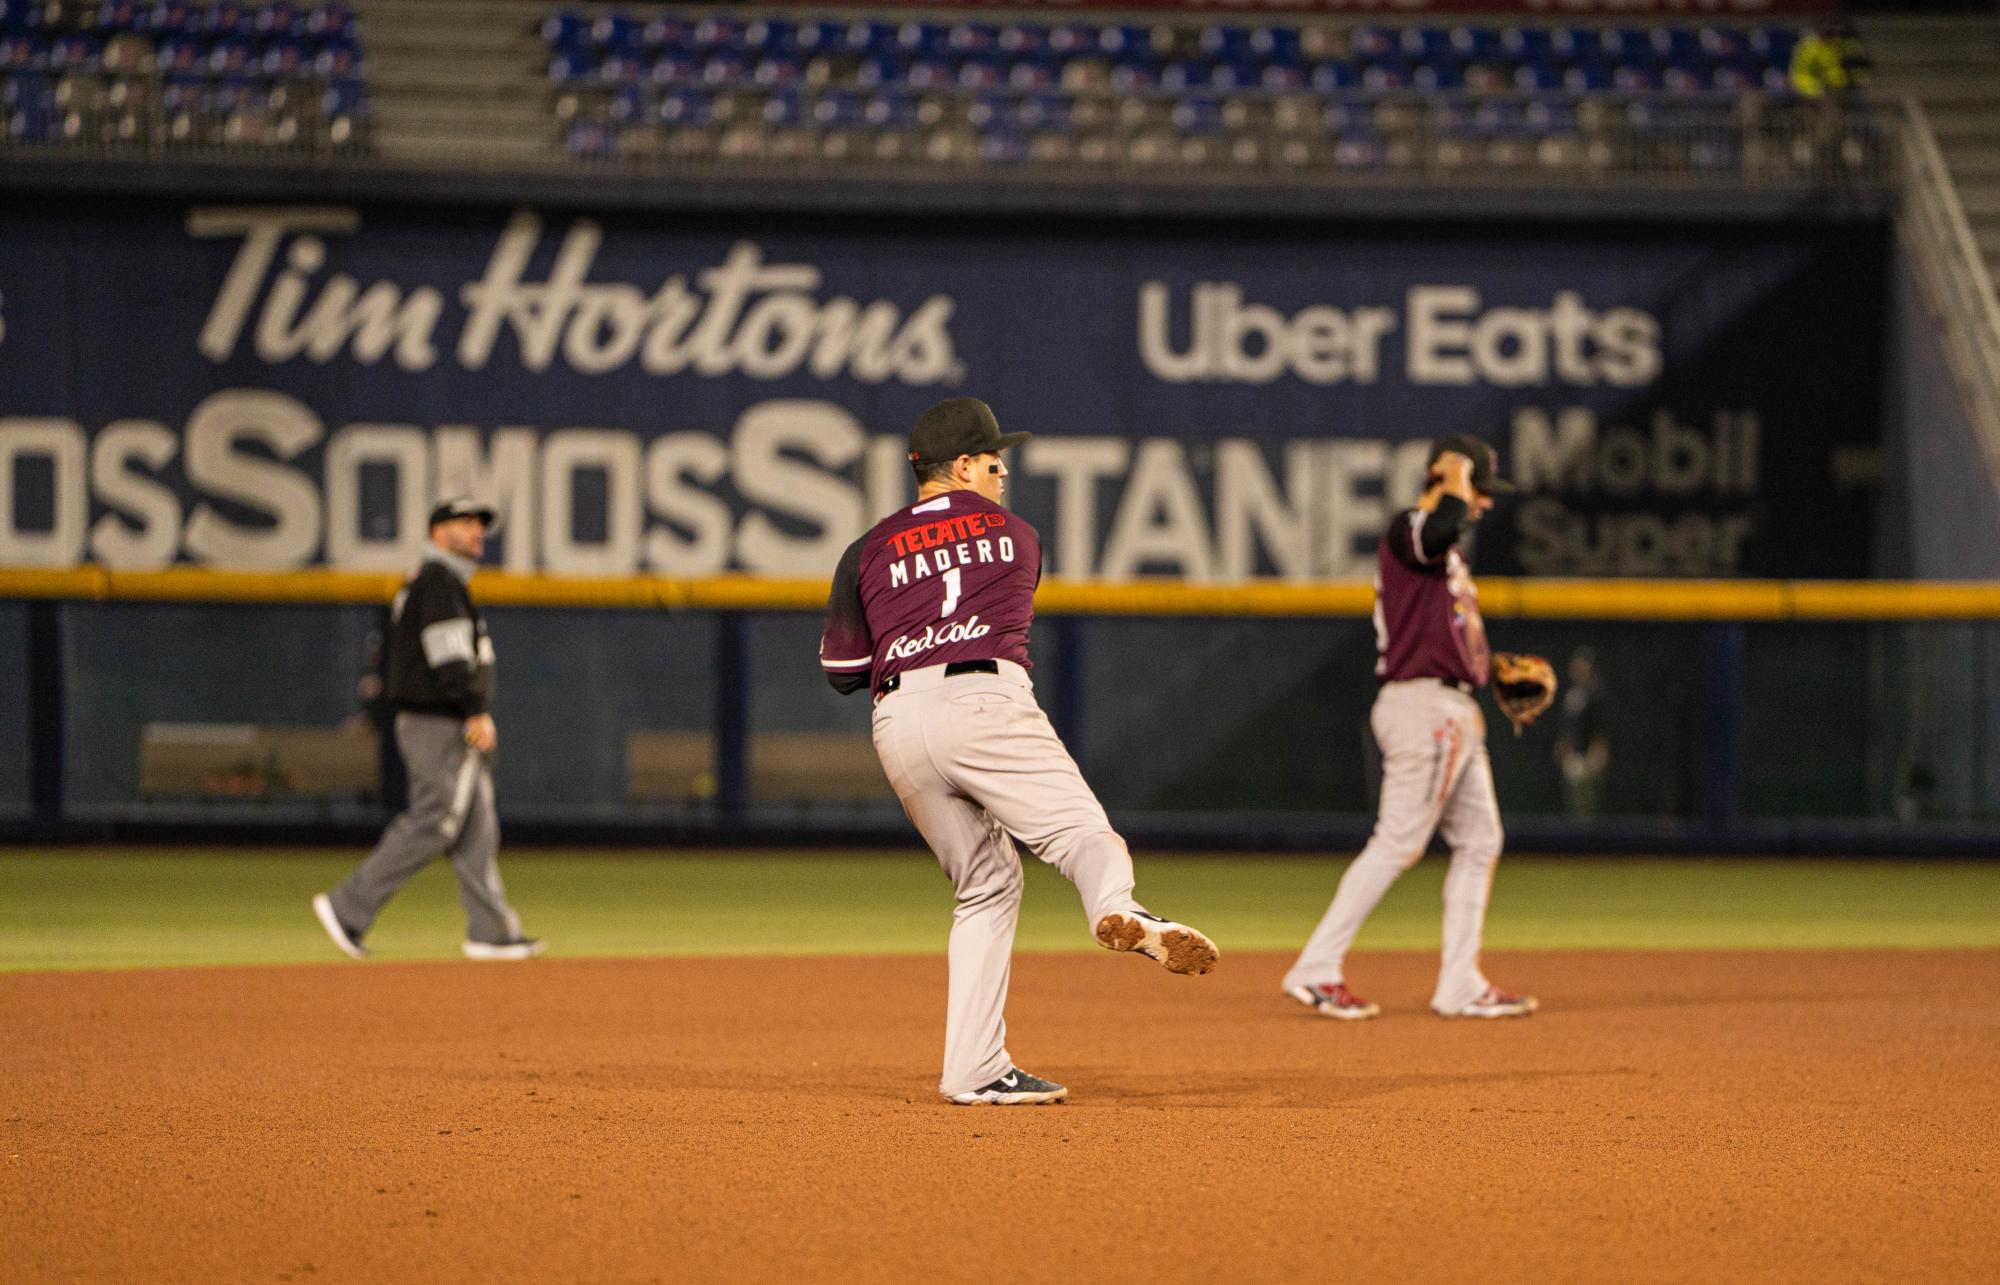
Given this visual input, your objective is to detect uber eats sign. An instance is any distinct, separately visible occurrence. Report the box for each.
[0,203,1884,581]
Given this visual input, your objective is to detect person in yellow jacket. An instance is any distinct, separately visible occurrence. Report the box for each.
[1791,21,1871,101]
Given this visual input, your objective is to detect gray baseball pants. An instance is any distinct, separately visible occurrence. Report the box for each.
[1283,680,1503,1014]
[871,660,1143,1097]
[328,712,523,945]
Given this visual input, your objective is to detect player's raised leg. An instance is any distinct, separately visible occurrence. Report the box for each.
[1283,684,1470,1016]
[938,676,1217,975]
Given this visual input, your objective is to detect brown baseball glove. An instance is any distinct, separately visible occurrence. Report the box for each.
[1490,652,1558,736]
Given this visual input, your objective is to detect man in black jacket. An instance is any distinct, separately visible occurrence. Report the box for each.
[312,498,543,961]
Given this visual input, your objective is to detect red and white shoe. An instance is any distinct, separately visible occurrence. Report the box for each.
[1285,981,1380,1021]
[1435,985,1538,1019]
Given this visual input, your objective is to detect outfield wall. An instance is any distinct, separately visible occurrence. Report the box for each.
[8,192,1996,850]
[0,199,1890,581]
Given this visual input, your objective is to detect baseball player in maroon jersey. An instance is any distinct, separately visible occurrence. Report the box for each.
[1283,435,1538,1021]
[821,398,1219,1106]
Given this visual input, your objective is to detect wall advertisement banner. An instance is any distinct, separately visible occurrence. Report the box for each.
[0,201,1885,585]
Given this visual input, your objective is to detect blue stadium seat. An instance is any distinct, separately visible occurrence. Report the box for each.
[978,130,1028,164]
[699,51,745,87]
[1501,27,1553,64]
[1097,24,1147,57]
[811,88,860,127]
[256,2,299,38]
[656,88,709,126]
[743,19,793,53]
[862,89,917,129]
[761,91,802,126]
[541,9,588,50]
[691,16,743,51]
[752,55,800,88]
[304,3,354,42]
[905,57,951,90]
[956,56,1002,91]
[1349,25,1394,59]
[794,20,846,55]
[1160,58,1206,91]
[208,35,252,74]
[896,22,945,57]
[1249,26,1300,64]
[1309,61,1358,93]
[1259,63,1305,93]
[1047,24,1093,55]
[597,49,642,83]
[1018,92,1069,132]
[48,32,95,69]
[649,51,694,85]
[1005,53,1054,91]
[565,118,614,157]
[965,92,1013,130]
[996,23,1044,55]
[847,20,897,57]
[948,22,997,55]
[855,54,901,87]
[1109,55,1157,92]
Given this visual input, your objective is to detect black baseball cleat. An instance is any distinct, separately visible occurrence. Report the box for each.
[946,1068,1068,1106]
[311,893,369,960]
[462,937,547,961]
[1094,909,1219,975]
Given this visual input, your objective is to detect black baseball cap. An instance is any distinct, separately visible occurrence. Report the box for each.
[908,398,1030,464]
[1426,434,1516,494]
[429,496,496,528]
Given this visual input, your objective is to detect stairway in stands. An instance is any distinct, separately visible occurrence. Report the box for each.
[349,0,554,167]
[1863,12,2000,296]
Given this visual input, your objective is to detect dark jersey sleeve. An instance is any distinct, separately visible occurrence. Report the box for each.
[819,536,873,695]
[1387,496,1469,572]
[403,567,485,716]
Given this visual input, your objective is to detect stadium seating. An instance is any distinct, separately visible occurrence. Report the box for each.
[0,0,369,154]
[541,7,1870,179]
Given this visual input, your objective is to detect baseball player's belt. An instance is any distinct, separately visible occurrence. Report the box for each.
[875,658,1000,700]
[1392,676,1476,696]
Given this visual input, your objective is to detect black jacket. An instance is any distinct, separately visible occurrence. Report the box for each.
[386,556,494,718]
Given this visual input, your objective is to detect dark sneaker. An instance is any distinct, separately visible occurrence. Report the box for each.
[311,893,369,960]
[1435,985,1538,1019]
[1286,981,1381,1021]
[1094,910,1219,975]
[462,938,547,961]
[946,1068,1068,1106]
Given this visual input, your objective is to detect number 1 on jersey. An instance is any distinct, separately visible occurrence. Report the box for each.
[939,566,962,618]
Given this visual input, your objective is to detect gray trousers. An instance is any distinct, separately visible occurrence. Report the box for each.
[1284,680,1503,1013]
[330,712,523,945]
[871,660,1142,1097]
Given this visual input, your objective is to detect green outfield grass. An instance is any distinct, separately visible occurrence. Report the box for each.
[2,849,1998,972]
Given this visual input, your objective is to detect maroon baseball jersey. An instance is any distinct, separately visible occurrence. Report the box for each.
[821,491,1040,695]
[1373,506,1490,688]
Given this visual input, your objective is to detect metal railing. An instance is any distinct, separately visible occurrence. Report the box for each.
[1900,97,2000,485]
[549,88,1893,192]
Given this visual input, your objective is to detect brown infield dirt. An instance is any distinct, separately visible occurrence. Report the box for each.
[4,949,1998,1284]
